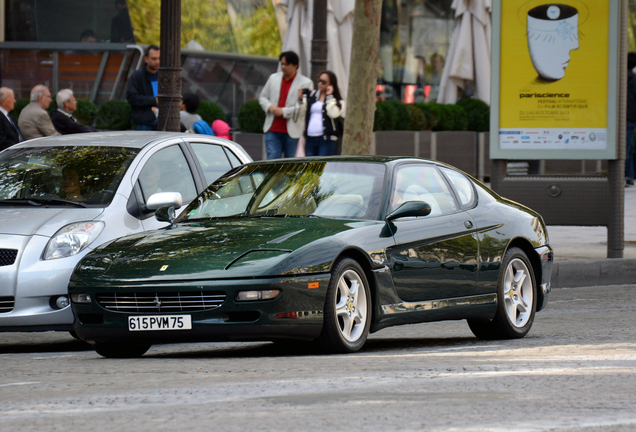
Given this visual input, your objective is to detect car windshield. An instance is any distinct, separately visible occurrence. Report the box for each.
[179,161,386,221]
[0,146,140,206]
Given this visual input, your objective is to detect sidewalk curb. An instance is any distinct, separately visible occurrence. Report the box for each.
[552,259,636,288]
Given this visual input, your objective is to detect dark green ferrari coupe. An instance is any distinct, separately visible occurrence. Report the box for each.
[69,157,553,358]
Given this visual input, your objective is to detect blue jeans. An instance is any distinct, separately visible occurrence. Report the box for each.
[305,136,336,156]
[135,124,157,131]
[627,122,636,180]
[265,131,298,159]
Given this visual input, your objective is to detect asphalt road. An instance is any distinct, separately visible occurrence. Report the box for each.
[1,286,635,432]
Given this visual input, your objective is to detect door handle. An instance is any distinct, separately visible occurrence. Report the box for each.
[464,220,473,229]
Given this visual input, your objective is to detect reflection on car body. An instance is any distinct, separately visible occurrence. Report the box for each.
[68,157,553,358]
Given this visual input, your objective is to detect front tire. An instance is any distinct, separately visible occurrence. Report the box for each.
[316,258,371,353]
[468,247,537,340]
[92,341,152,358]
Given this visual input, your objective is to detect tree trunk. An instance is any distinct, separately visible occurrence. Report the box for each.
[157,0,182,132]
[341,0,382,155]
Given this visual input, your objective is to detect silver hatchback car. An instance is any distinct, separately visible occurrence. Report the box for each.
[0,131,252,332]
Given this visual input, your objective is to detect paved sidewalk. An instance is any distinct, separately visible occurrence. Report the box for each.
[547,185,636,288]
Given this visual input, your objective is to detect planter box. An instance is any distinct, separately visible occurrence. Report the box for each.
[373,131,417,156]
[233,132,265,161]
[433,131,478,176]
[417,131,433,159]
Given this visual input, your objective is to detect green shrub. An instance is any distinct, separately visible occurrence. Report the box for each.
[385,100,411,130]
[237,99,266,133]
[427,103,453,131]
[74,99,98,126]
[47,100,58,116]
[10,99,30,122]
[445,104,469,131]
[374,101,397,131]
[197,100,225,125]
[373,101,387,131]
[95,100,132,130]
[405,104,427,131]
[413,103,438,130]
[456,98,490,132]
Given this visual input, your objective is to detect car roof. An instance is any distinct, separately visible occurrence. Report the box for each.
[8,131,207,149]
[245,155,445,167]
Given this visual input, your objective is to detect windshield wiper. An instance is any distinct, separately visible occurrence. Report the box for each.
[0,198,88,208]
[246,213,324,219]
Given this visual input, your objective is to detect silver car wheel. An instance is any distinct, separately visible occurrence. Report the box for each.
[335,269,368,342]
[503,258,534,328]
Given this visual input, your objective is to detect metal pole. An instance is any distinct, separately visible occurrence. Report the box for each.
[608,0,628,258]
[157,0,182,132]
[311,0,328,83]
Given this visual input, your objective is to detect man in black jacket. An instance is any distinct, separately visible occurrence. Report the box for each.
[51,89,98,135]
[126,45,160,130]
[0,87,22,150]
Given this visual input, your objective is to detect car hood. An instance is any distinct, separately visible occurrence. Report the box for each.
[0,207,105,237]
[74,218,374,282]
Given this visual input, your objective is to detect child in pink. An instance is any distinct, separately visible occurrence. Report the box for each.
[212,119,231,140]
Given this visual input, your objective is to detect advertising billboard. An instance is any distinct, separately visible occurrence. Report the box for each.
[491,0,620,159]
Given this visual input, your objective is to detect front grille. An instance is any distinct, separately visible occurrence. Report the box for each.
[0,296,15,313]
[96,292,226,313]
[0,249,18,267]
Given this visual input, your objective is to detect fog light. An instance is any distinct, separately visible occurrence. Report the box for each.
[236,290,280,301]
[71,293,92,304]
[55,296,70,309]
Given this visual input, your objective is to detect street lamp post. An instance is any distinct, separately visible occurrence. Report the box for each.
[157,0,182,132]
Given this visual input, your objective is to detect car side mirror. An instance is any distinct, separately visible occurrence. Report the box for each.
[146,192,183,212]
[385,201,432,222]
[155,205,176,223]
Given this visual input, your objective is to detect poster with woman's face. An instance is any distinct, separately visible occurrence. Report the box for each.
[497,1,610,154]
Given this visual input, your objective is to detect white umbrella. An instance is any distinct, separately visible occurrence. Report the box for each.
[279,0,354,101]
[437,0,492,105]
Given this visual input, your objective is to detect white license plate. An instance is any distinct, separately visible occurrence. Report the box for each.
[128,315,192,331]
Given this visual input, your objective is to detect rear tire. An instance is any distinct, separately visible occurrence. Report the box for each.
[468,247,537,340]
[92,341,152,358]
[316,258,371,353]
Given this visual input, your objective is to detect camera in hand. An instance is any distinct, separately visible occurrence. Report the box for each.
[302,88,310,96]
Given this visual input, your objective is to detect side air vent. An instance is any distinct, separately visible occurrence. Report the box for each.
[0,297,15,313]
[0,249,18,267]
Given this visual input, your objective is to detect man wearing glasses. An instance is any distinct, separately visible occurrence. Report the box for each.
[51,89,98,135]
[259,51,313,159]
[18,85,60,140]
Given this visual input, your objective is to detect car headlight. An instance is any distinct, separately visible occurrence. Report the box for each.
[43,221,105,260]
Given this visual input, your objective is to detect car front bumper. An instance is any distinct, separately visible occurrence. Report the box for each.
[0,234,78,331]
[70,273,332,344]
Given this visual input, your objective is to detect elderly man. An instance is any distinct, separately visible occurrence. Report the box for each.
[51,89,98,134]
[18,85,60,140]
[0,87,23,150]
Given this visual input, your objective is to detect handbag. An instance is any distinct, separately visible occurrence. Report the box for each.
[295,135,306,157]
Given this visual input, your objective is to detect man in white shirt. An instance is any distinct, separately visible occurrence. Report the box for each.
[0,87,22,150]
[51,89,98,134]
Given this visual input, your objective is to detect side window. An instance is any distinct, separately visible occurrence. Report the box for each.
[440,167,475,209]
[190,143,233,186]
[138,146,197,204]
[390,164,458,216]
[225,149,242,168]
